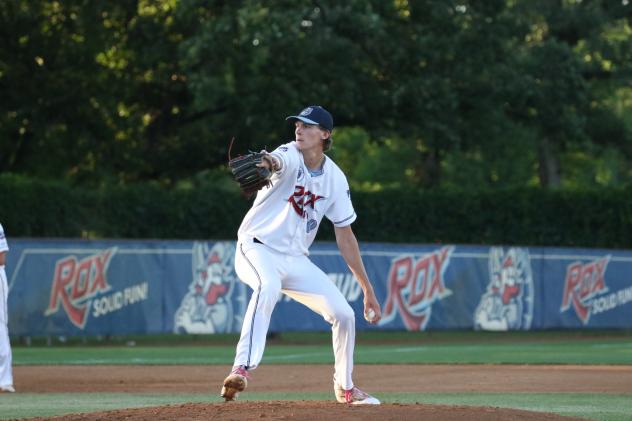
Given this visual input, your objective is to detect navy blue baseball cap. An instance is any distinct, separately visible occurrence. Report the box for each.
[286,105,333,131]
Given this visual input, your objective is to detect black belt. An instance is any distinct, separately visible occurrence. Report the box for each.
[254,237,263,244]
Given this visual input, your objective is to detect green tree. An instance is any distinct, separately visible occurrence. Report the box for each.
[1,0,631,189]
[0,1,192,184]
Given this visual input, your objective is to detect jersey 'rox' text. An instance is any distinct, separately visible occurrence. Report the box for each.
[289,186,324,217]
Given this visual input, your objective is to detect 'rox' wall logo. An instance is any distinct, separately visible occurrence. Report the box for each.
[380,246,454,331]
[560,256,610,324]
[44,248,116,328]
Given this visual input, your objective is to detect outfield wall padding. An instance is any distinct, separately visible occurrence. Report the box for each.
[5,239,631,336]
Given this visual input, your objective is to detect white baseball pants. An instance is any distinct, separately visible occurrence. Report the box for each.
[0,265,13,389]
[233,239,356,390]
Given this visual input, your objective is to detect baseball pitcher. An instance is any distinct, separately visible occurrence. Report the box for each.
[222,105,382,405]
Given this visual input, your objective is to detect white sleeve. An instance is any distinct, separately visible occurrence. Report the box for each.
[269,142,299,179]
[325,175,357,227]
[0,224,8,253]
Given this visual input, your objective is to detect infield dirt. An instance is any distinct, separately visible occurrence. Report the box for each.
[17,364,631,420]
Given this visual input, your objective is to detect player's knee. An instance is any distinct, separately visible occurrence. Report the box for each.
[334,304,355,326]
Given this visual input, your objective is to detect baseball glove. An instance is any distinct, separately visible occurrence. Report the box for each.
[228,151,273,196]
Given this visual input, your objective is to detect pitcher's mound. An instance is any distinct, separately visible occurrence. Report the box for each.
[40,401,589,421]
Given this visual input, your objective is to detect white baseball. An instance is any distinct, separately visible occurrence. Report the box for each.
[365,309,376,322]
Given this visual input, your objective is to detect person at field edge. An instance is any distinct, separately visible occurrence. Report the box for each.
[0,223,15,393]
[220,105,382,405]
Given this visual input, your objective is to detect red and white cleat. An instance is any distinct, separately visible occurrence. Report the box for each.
[334,381,380,405]
[220,366,250,401]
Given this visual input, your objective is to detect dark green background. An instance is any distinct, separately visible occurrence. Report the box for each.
[2,1,631,246]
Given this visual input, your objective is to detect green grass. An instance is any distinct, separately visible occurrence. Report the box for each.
[388,393,632,421]
[7,332,632,420]
[13,329,632,347]
[1,392,630,421]
[13,339,632,365]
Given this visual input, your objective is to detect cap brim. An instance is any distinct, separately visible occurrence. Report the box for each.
[286,115,321,126]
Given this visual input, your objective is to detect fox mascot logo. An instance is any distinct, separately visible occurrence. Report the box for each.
[475,247,534,331]
[174,242,246,334]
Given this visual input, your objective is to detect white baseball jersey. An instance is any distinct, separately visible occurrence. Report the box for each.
[238,141,356,256]
[0,224,7,254]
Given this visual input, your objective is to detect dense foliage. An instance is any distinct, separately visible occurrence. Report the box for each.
[2,174,630,248]
[1,1,631,245]
[1,0,631,190]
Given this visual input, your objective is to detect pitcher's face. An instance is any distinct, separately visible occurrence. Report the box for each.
[294,121,329,152]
